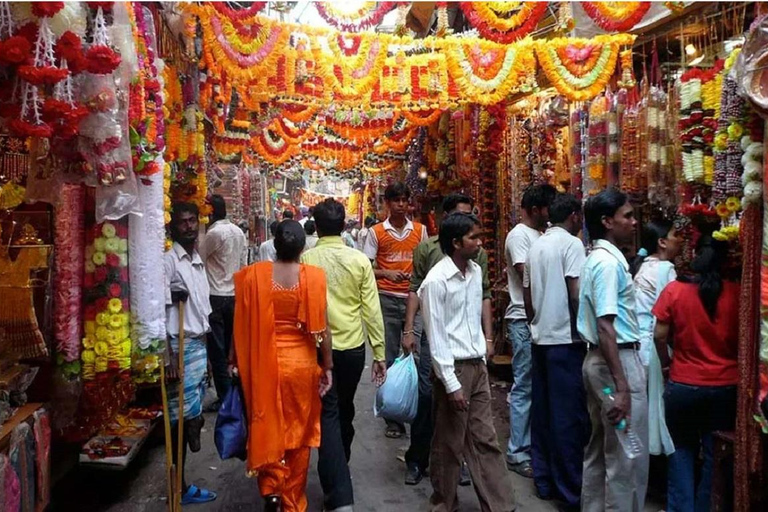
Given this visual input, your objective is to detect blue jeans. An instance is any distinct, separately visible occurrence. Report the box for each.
[664,381,737,512]
[507,320,532,464]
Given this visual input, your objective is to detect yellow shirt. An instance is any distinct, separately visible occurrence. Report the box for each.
[301,236,386,361]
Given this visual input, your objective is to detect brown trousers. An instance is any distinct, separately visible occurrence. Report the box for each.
[430,359,517,512]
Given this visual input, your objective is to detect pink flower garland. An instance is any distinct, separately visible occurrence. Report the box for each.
[53,184,85,374]
[314,2,397,32]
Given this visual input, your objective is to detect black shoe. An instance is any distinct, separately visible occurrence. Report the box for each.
[264,494,282,512]
[204,399,221,413]
[459,462,471,486]
[404,463,423,485]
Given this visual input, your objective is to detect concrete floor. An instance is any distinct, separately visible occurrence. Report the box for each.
[51,352,664,511]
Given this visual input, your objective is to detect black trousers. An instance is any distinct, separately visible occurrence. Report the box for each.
[405,330,433,471]
[318,344,366,509]
[207,295,234,400]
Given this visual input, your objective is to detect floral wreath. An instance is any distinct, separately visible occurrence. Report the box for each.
[314,2,397,32]
[581,2,651,32]
[459,2,548,44]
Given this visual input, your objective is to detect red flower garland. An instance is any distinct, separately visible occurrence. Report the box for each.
[18,65,69,86]
[459,2,548,44]
[31,2,65,18]
[85,45,122,74]
[16,23,39,45]
[211,1,267,20]
[581,2,651,32]
[0,36,32,65]
[8,119,53,138]
[315,2,397,32]
[86,2,114,12]
[55,31,83,62]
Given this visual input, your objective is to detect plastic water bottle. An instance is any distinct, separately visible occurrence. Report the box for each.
[602,387,643,459]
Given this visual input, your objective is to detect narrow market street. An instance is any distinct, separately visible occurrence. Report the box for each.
[51,353,663,511]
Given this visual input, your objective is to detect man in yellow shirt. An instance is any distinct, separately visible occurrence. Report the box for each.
[301,198,387,512]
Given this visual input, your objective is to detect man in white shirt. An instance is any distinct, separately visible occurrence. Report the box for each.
[523,193,589,507]
[304,220,319,250]
[258,221,279,262]
[504,184,556,477]
[164,202,217,505]
[199,195,247,407]
[419,213,516,512]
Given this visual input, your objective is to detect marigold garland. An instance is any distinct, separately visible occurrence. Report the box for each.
[460,2,547,43]
[536,35,635,102]
[401,108,445,126]
[314,2,397,32]
[581,2,651,32]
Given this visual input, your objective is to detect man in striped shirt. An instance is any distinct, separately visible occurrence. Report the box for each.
[419,213,516,512]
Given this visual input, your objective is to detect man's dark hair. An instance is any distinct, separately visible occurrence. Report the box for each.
[170,202,199,242]
[521,184,557,212]
[313,198,345,236]
[275,220,306,261]
[209,194,226,220]
[442,193,473,214]
[308,207,314,216]
[364,215,377,228]
[549,193,581,224]
[304,220,316,236]
[283,210,294,220]
[269,220,279,236]
[439,212,481,256]
[384,182,410,201]
[584,188,628,241]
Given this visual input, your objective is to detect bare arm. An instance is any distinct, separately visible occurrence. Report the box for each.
[523,286,534,324]
[566,277,580,321]
[482,298,494,357]
[402,291,420,354]
[653,321,672,370]
[597,316,630,424]
[513,262,525,282]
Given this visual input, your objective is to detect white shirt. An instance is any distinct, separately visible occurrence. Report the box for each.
[634,257,676,366]
[358,227,371,251]
[164,242,212,339]
[258,239,277,262]
[199,219,247,296]
[419,256,486,394]
[505,223,541,320]
[524,227,586,345]
[304,234,319,251]
[362,218,428,260]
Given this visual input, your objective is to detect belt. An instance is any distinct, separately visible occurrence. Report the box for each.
[587,342,640,351]
[455,357,485,365]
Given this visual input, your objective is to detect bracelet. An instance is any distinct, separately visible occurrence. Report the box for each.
[485,338,494,343]
[402,330,414,336]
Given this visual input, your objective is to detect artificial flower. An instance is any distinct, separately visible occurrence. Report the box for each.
[85,45,122,74]
[17,65,69,86]
[106,253,121,268]
[459,2,548,44]
[109,283,122,298]
[314,2,396,32]
[55,31,83,62]
[92,251,107,266]
[0,36,33,65]
[108,298,122,313]
[31,2,65,18]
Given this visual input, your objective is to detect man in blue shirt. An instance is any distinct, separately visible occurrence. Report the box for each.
[577,189,649,512]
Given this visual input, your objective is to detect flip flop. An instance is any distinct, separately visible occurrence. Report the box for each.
[385,426,403,439]
[181,484,217,505]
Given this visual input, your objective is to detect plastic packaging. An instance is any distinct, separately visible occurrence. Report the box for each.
[602,387,644,459]
[374,354,418,424]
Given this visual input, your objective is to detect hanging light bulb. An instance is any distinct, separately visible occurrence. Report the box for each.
[685,43,697,56]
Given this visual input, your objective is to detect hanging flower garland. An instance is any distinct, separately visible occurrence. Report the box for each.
[401,108,445,126]
[581,2,651,32]
[318,33,387,99]
[252,128,300,165]
[314,2,397,32]
[536,35,634,102]
[211,1,266,20]
[443,39,536,105]
[459,2,547,44]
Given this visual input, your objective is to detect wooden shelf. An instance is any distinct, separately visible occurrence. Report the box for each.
[0,402,43,451]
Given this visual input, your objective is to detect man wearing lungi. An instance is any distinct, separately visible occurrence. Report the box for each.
[164,202,217,505]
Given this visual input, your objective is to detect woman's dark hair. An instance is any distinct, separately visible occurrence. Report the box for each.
[313,198,345,236]
[384,182,410,201]
[442,193,473,214]
[304,220,316,236]
[548,193,581,224]
[583,188,628,241]
[678,235,728,319]
[275,220,306,262]
[439,213,481,256]
[630,219,674,276]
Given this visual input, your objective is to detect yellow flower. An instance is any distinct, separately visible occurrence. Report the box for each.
[82,349,96,363]
[95,326,109,341]
[84,321,96,335]
[95,357,108,373]
[108,298,122,314]
[119,239,128,253]
[106,330,121,346]
[120,340,132,357]
[118,357,131,370]
[82,337,95,349]
[715,202,730,218]
[92,251,106,266]
[94,341,109,356]
[105,238,120,254]
[102,223,117,238]
[726,196,741,212]
[93,237,107,252]
[109,313,125,329]
[96,312,110,326]
[119,254,128,267]
[84,261,96,274]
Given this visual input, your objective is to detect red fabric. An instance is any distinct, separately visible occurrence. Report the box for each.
[653,280,740,386]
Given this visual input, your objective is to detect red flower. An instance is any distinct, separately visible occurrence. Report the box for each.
[31,2,65,18]
[106,253,120,268]
[16,23,39,45]
[94,267,108,282]
[67,54,87,75]
[84,273,94,288]
[84,305,96,320]
[121,298,130,311]
[18,65,69,86]
[119,267,128,280]
[0,36,32,65]
[85,45,121,75]
[8,119,52,138]
[55,32,83,62]
[144,78,161,93]
[95,297,109,311]
[86,1,114,11]
[115,223,129,238]
[0,103,21,119]
[109,283,122,298]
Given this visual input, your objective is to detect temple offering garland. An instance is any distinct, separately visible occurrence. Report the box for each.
[580,2,652,32]
[459,2,549,44]
[314,2,397,33]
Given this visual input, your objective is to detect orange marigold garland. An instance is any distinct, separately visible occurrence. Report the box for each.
[581,2,651,32]
[314,2,397,32]
[459,2,547,43]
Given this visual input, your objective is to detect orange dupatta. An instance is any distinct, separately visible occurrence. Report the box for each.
[233,262,327,473]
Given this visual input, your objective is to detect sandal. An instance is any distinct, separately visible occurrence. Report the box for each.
[181,484,217,505]
[507,460,534,478]
[385,426,403,439]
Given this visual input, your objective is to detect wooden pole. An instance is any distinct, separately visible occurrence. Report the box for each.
[159,363,176,512]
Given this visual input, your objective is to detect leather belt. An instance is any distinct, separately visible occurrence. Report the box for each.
[587,342,640,351]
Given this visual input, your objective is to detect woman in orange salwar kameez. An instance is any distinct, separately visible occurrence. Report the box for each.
[233,220,333,512]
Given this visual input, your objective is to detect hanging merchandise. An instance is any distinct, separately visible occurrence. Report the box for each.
[536,35,635,102]
[585,92,609,194]
[570,103,588,199]
[459,2,549,44]
[314,2,397,33]
[580,2,652,32]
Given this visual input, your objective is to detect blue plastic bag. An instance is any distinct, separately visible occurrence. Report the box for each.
[374,354,418,424]
[214,377,247,461]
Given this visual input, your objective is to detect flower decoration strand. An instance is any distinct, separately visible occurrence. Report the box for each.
[459,2,547,44]
[314,2,397,32]
[581,2,651,32]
